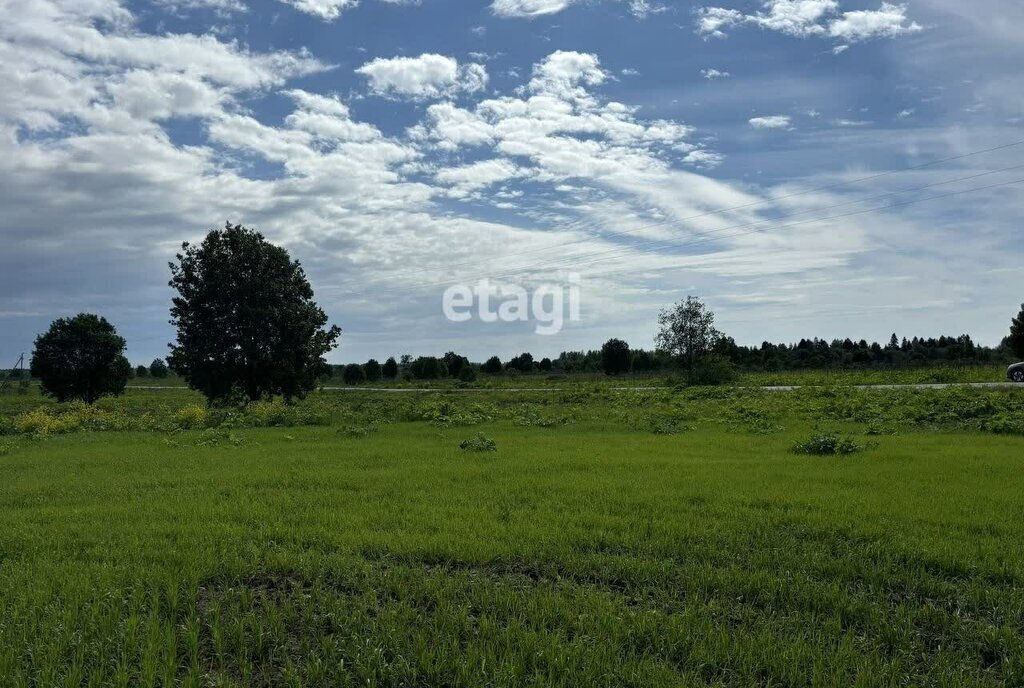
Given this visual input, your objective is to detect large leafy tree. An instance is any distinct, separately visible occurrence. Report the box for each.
[1010,304,1024,359]
[168,223,341,403]
[30,313,131,403]
[601,338,632,375]
[363,359,383,382]
[382,357,399,380]
[655,296,723,376]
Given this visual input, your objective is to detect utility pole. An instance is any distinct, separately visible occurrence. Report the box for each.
[0,353,26,391]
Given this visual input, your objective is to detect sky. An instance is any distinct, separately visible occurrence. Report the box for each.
[1,0,1022,365]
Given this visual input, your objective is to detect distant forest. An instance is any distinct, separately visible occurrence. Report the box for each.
[2,334,1013,385]
[319,333,1014,383]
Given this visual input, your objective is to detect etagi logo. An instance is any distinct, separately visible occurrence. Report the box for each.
[443,275,581,335]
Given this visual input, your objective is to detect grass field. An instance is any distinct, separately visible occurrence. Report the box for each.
[1,385,1023,686]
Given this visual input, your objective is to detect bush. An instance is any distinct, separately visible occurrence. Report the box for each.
[459,433,497,452]
[172,404,209,430]
[458,366,478,383]
[688,354,737,386]
[986,414,1024,436]
[792,431,864,456]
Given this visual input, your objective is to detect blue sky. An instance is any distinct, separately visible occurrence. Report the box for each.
[1,0,1022,365]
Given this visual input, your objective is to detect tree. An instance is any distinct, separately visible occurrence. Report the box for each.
[443,351,469,378]
[507,352,535,373]
[168,223,341,403]
[382,357,399,379]
[1010,304,1024,359]
[410,356,448,380]
[482,356,503,374]
[539,357,553,372]
[343,363,365,385]
[655,296,723,377]
[30,313,131,403]
[600,338,632,376]
[149,358,169,378]
[364,359,383,382]
[136,365,149,378]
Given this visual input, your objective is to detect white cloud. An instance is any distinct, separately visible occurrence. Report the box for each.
[696,0,921,44]
[701,68,731,79]
[278,0,357,20]
[828,2,922,41]
[749,115,793,129]
[435,159,526,197]
[752,0,838,37]
[357,54,488,100]
[832,118,872,126]
[278,0,422,21]
[682,149,725,168]
[156,0,247,13]
[491,0,666,19]
[695,7,744,38]
[491,0,576,17]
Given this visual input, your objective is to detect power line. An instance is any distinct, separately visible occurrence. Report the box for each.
[327,172,1024,298]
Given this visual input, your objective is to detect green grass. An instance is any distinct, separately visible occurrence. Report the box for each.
[1,395,1023,685]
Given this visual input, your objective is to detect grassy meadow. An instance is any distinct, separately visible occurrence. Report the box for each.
[0,382,1023,686]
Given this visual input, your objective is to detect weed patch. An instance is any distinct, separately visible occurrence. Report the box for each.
[459,433,497,452]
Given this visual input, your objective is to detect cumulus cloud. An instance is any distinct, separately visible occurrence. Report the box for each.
[695,0,921,45]
[749,115,793,129]
[279,0,357,20]
[695,7,744,38]
[491,0,576,17]
[828,2,922,41]
[357,54,488,100]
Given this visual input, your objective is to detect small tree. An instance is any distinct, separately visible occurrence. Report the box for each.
[149,358,169,378]
[601,338,632,376]
[364,359,383,382]
[655,296,723,378]
[1009,304,1024,359]
[168,223,341,403]
[136,365,149,378]
[482,356,503,374]
[343,363,366,385]
[30,313,131,403]
[382,357,399,379]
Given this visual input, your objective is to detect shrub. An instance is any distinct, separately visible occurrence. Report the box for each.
[688,354,737,386]
[792,431,864,456]
[459,433,497,452]
[650,418,693,435]
[986,414,1024,436]
[245,400,292,427]
[172,404,209,430]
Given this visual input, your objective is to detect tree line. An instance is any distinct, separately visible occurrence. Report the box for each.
[12,223,1024,402]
